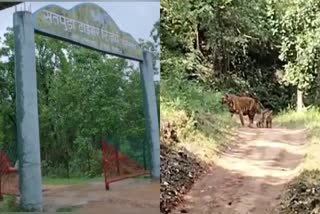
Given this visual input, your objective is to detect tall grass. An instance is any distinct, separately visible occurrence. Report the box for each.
[275,107,320,172]
[276,107,320,130]
[0,196,20,212]
[161,77,237,163]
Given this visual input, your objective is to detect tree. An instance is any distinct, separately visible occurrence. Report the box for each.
[160,0,294,111]
[0,27,149,177]
[275,0,320,111]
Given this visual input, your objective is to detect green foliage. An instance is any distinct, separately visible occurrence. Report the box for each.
[161,0,297,112]
[42,176,103,185]
[275,106,320,130]
[162,77,224,114]
[56,206,81,212]
[276,0,320,91]
[0,18,160,178]
[0,196,20,212]
[161,69,237,163]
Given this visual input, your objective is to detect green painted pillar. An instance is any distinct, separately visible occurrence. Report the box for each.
[14,11,43,211]
[139,51,160,179]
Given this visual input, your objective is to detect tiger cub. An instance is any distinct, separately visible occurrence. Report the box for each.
[256,109,273,128]
[265,110,273,128]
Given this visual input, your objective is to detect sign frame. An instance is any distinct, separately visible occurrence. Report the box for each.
[13,3,160,211]
[32,3,144,61]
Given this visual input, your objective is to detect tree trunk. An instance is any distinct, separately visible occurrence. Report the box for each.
[297,88,304,112]
[143,139,147,170]
[87,141,91,174]
[115,139,120,175]
[195,24,200,51]
[315,65,320,105]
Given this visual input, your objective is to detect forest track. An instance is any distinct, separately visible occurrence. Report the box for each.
[171,123,308,214]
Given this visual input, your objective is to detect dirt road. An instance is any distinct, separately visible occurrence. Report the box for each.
[42,178,159,213]
[172,125,308,214]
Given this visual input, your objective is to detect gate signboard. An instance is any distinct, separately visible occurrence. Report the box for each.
[33,4,143,61]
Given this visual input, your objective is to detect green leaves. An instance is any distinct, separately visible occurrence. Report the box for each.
[160,0,301,111]
[0,23,154,177]
[276,0,320,90]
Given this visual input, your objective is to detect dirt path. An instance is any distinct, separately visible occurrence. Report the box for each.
[42,178,159,213]
[172,125,308,214]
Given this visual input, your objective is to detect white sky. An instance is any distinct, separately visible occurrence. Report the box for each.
[0,1,160,81]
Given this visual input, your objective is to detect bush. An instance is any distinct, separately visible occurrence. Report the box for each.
[0,195,20,212]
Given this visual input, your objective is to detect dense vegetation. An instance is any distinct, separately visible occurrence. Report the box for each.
[161,0,320,112]
[0,19,159,178]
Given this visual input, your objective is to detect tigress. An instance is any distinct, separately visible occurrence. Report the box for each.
[221,94,239,118]
[222,94,262,128]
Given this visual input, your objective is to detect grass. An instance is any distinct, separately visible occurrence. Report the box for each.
[275,107,320,172]
[275,107,320,130]
[275,107,320,213]
[161,78,237,163]
[42,176,103,185]
[56,205,82,212]
[0,195,20,212]
[42,174,151,185]
[164,108,236,163]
